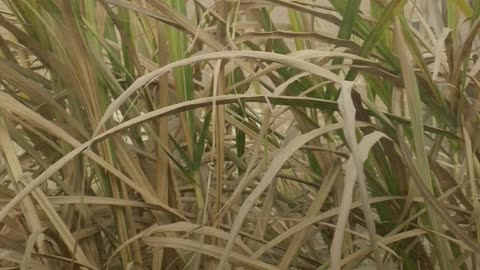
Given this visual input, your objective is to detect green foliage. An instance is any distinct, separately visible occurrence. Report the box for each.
[0,1,479,269]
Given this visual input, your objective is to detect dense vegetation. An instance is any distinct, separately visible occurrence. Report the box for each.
[0,0,479,269]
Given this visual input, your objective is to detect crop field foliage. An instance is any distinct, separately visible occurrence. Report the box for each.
[0,0,479,269]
